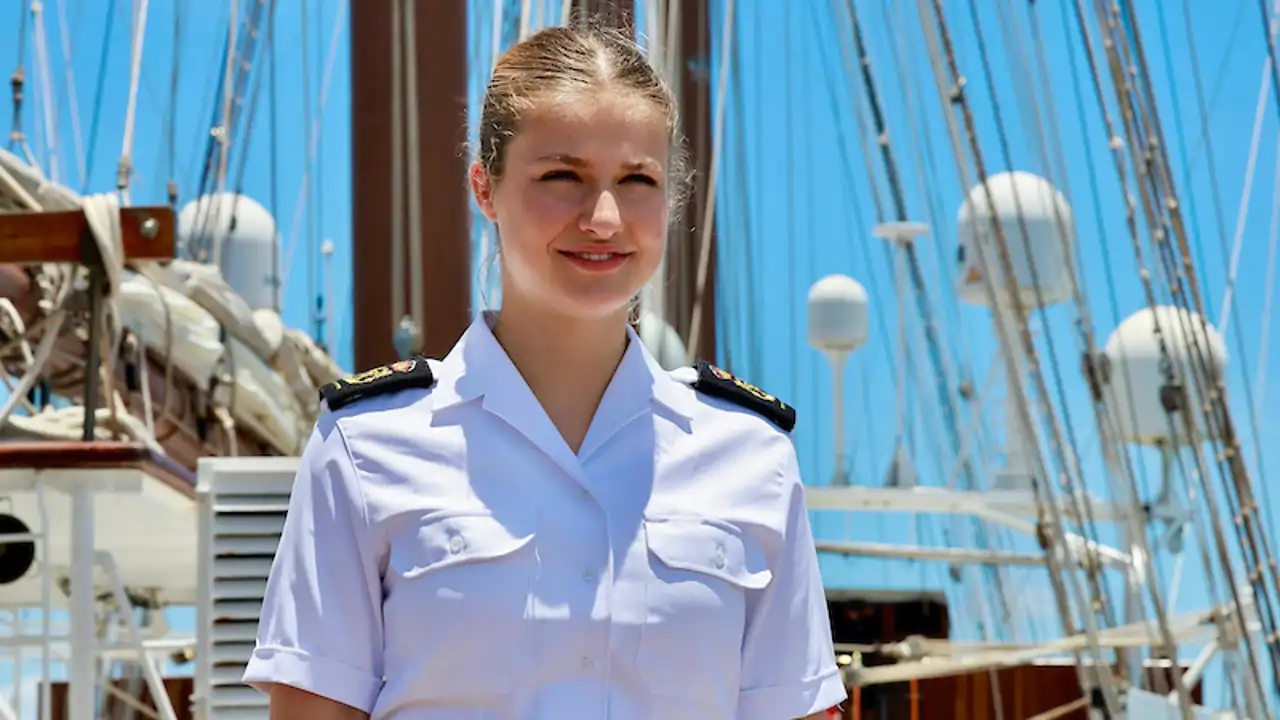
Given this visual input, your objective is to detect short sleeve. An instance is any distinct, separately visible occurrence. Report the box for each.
[241,416,385,712]
[737,443,847,720]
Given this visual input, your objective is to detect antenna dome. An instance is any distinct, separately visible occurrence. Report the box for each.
[1103,305,1228,446]
[807,274,869,355]
[177,193,280,312]
[955,171,1075,309]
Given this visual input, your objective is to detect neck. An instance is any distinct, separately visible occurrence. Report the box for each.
[491,297,630,438]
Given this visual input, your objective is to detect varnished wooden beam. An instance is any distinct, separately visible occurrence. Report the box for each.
[0,206,175,264]
[673,0,716,364]
[351,1,471,368]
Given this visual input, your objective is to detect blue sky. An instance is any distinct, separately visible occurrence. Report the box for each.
[1,0,355,367]
[1,0,1277,713]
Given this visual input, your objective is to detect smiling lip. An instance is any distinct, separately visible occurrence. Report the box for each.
[557,249,632,272]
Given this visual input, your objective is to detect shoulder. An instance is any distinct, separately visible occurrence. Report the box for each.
[318,356,439,413]
[305,356,445,489]
[672,360,796,434]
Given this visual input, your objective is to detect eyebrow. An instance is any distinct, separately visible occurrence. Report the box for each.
[536,153,660,172]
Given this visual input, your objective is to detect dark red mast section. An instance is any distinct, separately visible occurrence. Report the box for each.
[350,2,471,369]
[672,0,717,365]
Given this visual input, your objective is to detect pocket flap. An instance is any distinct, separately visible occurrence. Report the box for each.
[644,517,772,590]
[394,511,534,579]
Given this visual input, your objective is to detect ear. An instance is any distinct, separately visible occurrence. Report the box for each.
[469,162,498,222]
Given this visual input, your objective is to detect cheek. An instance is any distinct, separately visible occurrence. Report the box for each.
[495,190,573,257]
[511,186,581,237]
[624,193,670,252]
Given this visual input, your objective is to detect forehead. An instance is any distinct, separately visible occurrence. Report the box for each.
[507,91,669,165]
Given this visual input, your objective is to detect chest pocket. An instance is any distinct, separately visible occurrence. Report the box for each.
[382,510,537,701]
[636,517,773,700]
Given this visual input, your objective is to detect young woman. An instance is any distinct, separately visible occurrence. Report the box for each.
[244,22,844,720]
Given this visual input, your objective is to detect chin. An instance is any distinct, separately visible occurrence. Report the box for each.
[548,292,637,322]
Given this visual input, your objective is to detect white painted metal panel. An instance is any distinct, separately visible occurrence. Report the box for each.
[195,457,298,720]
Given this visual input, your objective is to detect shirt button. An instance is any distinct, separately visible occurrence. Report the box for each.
[714,545,726,569]
[581,568,597,583]
[580,656,595,673]
[448,535,466,554]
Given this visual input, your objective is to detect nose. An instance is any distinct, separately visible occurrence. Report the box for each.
[579,190,623,238]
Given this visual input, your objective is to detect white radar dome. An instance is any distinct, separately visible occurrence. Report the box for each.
[955,171,1075,309]
[177,192,280,312]
[807,274,869,355]
[1103,305,1228,447]
[637,310,688,370]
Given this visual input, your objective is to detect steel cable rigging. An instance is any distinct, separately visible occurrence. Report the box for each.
[840,0,1021,655]
[1075,0,1280,706]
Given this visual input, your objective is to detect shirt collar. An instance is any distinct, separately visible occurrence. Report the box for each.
[430,311,697,424]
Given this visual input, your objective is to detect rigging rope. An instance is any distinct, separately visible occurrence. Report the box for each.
[82,0,116,194]
[391,0,406,333]
[1084,0,1280,704]
[300,0,313,326]
[878,0,1001,655]
[167,0,185,207]
[782,2,796,401]
[215,0,238,207]
[684,0,735,364]
[268,0,279,311]
[962,1,1199,707]
[1258,0,1280,123]
[404,0,426,348]
[182,26,231,259]
[967,0,1125,653]
[845,0,1019,650]
[1116,0,1280,681]
[1254,122,1280,567]
[277,1,348,296]
[7,0,29,155]
[31,2,60,185]
[214,0,273,267]
[53,0,84,188]
[1195,5,1280,557]
[924,0,1128,711]
[1069,2,1250,711]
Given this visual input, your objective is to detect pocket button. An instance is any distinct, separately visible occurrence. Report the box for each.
[447,534,466,555]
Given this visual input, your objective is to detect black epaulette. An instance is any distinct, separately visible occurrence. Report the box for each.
[691,360,796,432]
[318,357,436,411]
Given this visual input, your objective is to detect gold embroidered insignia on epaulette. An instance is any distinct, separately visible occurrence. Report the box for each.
[318,357,436,411]
[691,360,796,432]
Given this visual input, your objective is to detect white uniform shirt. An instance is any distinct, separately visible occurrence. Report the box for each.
[243,313,846,719]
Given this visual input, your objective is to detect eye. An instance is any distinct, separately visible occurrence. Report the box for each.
[622,173,659,186]
[540,169,580,182]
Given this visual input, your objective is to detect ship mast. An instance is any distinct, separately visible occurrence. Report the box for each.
[349,0,713,367]
[672,0,717,364]
[350,2,471,367]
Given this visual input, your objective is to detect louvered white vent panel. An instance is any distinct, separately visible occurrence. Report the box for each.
[195,457,299,720]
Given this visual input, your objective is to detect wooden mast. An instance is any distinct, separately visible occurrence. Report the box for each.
[350,1,471,368]
[672,0,717,364]
[351,0,710,367]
